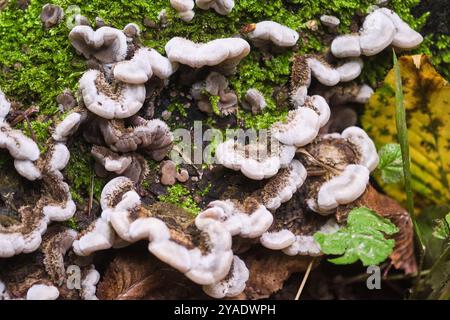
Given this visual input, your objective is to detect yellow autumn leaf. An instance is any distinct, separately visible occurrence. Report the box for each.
[362,55,450,208]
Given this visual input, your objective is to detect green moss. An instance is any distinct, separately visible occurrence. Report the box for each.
[158,184,201,215]
[65,143,106,203]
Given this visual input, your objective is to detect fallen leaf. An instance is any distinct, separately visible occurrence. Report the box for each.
[362,55,450,208]
[97,247,206,300]
[241,248,313,300]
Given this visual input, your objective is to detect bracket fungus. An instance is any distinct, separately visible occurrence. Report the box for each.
[113,47,176,84]
[301,126,379,214]
[196,0,234,16]
[202,255,249,299]
[191,72,238,115]
[170,0,195,22]
[320,15,340,29]
[1,140,76,258]
[331,9,423,58]
[243,88,266,114]
[244,21,299,48]
[290,55,364,108]
[165,37,250,74]
[271,96,330,147]
[26,284,60,300]
[215,138,296,180]
[196,197,273,239]
[74,177,235,287]
[91,145,148,183]
[160,160,189,185]
[96,117,173,160]
[258,159,307,211]
[79,70,146,119]
[69,26,128,63]
[40,4,64,29]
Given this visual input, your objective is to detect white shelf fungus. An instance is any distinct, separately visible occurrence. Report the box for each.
[341,126,379,172]
[259,160,307,211]
[202,255,249,299]
[310,164,370,213]
[272,95,331,147]
[331,9,423,58]
[74,177,236,286]
[171,0,195,22]
[79,70,146,119]
[26,284,60,300]
[196,0,235,15]
[215,139,296,180]
[196,198,273,239]
[165,37,250,74]
[246,21,299,47]
[113,48,176,84]
[69,26,128,63]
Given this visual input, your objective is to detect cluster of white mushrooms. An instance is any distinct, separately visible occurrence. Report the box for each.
[0,2,423,300]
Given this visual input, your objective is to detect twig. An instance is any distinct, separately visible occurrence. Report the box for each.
[295,258,315,300]
[297,148,340,175]
[10,105,39,126]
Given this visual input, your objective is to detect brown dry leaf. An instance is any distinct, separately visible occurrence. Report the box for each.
[337,185,417,275]
[97,248,206,300]
[241,247,314,300]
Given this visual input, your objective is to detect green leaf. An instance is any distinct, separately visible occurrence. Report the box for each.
[378,143,404,184]
[314,207,399,266]
[432,213,450,240]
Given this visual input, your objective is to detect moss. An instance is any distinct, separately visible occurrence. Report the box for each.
[158,184,201,215]
[208,95,220,115]
[65,142,106,203]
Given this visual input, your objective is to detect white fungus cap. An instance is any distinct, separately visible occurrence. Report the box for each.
[261,159,307,211]
[331,34,361,58]
[247,21,299,47]
[73,218,116,256]
[215,139,296,180]
[81,266,100,300]
[69,26,128,63]
[283,219,340,256]
[271,107,321,147]
[26,284,60,300]
[0,213,48,258]
[260,229,296,250]
[52,112,84,142]
[378,8,423,49]
[0,123,40,162]
[336,58,364,82]
[165,37,250,70]
[355,84,374,104]
[202,255,249,299]
[341,126,379,171]
[129,210,234,285]
[196,199,273,239]
[359,10,396,56]
[0,280,10,300]
[320,15,340,28]
[14,160,42,181]
[196,0,235,15]
[0,90,11,122]
[114,48,176,84]
[170,0,195,22]
[311,164,370,213]
[79,69,146,119]
[307,57,340,87]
